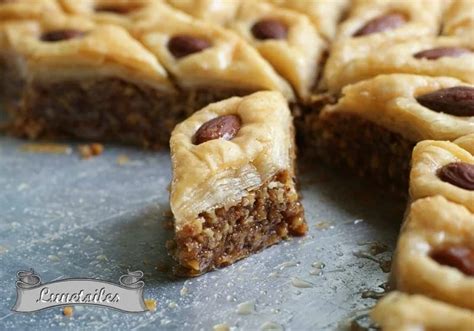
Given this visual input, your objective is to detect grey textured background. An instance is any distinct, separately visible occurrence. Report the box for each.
[0,135,404,330]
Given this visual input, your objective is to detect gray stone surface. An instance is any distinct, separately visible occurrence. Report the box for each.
[0,136,404,330]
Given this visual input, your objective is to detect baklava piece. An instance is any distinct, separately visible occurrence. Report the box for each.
[305,74,474,192]
[230,0,326,101]
[324,36,473,93]
[443,0,474,39]
[371,292,474,331]
[410,138,474,212]
[392,196,474,310]
[59,0,159,31]
[323,0,443,93]
[132,2,294,111]
[9,14,179,148]
[267,0,349,41]
[169,91,306,276]
[0,0,63,107]
[165,0,240,26]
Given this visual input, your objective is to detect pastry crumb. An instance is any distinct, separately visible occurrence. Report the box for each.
[78,143,104,159]
[62,306,74,317]
[20,142,72,155]
[144,299,157,312]
[116,154,130,165]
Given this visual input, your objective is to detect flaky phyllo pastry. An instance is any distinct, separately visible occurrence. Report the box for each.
[169,92,306,275]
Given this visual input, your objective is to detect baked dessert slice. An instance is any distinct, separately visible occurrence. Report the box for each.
[371,292,474,331]
[58,0,160,31]
[305,74,474,192]
[410,137,474,212]
[391,196,474,310]
[322,0,443,93]
[0,0,63,107]
[132,2,294,107]
[324,36,473,93]
[169,91,306,276]
[165,0,240,26]
[229,0,326,100]
[443,0,474,39]
[267,0,349,41]
[8,14,180,148]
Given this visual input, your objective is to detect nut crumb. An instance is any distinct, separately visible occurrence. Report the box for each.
[62,306,73,317]
[116,154,130,165]
[144,299,157,311]
[78,143,104,159]
[20,143,72,155]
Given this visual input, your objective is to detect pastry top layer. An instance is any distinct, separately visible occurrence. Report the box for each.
[410,139,474,212]
[455,133,474,156]
[165,0,240,25]
[337,0,442,40]
[0,0,62,21]
[393,196,474,310]
[267,0,348,40]
[321,74,474,142]
[9,13,173,91]
[170,91,294,229]
[59,0,160,31]
[324,36,474,92]
[371,292,474,331]
[133,2,293,98]
[443,0,474,38]
[230,0,325,100]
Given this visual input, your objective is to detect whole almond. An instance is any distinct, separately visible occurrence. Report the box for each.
[438,162,474,190]
[416,86,474,116]
[41,29,86,42]
[168,35,211,59]
[193,115,241,145]
[414,47,471,60]
[353,13,406,37]
[431,246,474,276]
[252,19,288,40]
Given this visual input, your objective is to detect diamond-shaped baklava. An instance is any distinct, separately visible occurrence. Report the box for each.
[229,0,326,100]
[9,14,179,146]
[308,74,474,192]
[169,91,306,275]
[392,196,474,310]
[324,36,473,93]
[410,138,474,212]
[0,0,63,107]
[132,2,293,100]
[323,0,444,93]
[372,292,474,331]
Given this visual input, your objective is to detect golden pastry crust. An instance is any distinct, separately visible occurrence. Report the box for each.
[133,2,294,99]
[337,0,442,40]
[443,0,474,38]
[371,292,474,331]
[410,139,474,213]
[229,0,325,100]
[0,0,62,21]
[322,0,444,91]
[392,196,474,310]
[320,74,474,142]
[324,36,474,92]
[58,0,160,31]
[455,133,474,156]
[165,0,240,25]
[9,13,173,91]
[266,0,349,40]
[170,91,294,229]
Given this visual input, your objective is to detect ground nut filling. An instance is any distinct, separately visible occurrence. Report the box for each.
[304,111,414,195]
[10,78,255,148]
[172,170,306,276]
